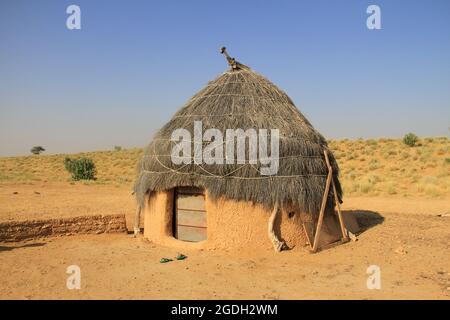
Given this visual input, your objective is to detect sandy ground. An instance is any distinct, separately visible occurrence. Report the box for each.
[0,182,449,299]
[0,182,136,227]
[1,182,449,226]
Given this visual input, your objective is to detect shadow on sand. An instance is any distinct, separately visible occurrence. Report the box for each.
[0,242,46,252]
[342,210,384,234]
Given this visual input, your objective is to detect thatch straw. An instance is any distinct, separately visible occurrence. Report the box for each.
[134,63,342,217]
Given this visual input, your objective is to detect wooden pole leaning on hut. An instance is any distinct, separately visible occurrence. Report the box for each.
[311,150,349,253]
[328,164,349,243]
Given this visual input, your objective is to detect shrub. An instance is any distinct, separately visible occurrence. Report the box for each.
[347,182,359,193]
[437,148,445,155]
[64,157,96,180]
[360,182,372,194]
[30,146,45,155]
[114,146,122,151]
[425,186,440,197]
[387,150,398,156]
[387,184,397,195]
[403,133,418,147]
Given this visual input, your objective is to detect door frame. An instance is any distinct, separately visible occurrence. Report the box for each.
[173,186,207,242]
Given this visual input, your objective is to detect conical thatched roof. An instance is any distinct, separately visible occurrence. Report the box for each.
[134,50,342,216]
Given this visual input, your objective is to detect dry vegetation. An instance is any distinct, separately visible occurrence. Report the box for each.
[0,148,143,187]
[329,137,449,199]
[0,137,449,199]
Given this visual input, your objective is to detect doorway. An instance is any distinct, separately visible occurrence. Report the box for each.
[173,187,207,242]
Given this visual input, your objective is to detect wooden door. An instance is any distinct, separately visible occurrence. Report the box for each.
[174,187,206,242]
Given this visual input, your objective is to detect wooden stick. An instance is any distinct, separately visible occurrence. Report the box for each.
[133,205,141,237]
[268,202,286,252]
[332,180,348,241]
[220,46,237,69]
[323,151,349,242]
[311,150,333,252]
[302,223,313,249]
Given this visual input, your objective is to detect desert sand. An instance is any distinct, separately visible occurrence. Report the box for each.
[0,182,449,300]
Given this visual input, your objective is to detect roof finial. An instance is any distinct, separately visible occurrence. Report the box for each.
[220,46,248,70]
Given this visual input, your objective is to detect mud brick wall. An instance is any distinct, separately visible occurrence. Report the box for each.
[0,214,127,242]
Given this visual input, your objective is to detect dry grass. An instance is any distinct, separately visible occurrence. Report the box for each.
[327,136,448,198]
[0,137,449,199]
[0,148,143,188]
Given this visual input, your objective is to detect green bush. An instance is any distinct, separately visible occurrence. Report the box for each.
[30,146,45,155]
[403,133,418,147]
[64,157,97,180]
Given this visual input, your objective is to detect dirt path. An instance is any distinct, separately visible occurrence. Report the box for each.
[1,209,449,300]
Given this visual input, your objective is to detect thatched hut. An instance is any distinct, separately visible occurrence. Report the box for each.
[134,48,355,251]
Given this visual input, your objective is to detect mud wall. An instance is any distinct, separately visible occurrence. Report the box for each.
[143,190,311,251]
[0,214,127,242]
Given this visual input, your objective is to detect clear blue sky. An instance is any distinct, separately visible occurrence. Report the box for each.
[1,0,449,156]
